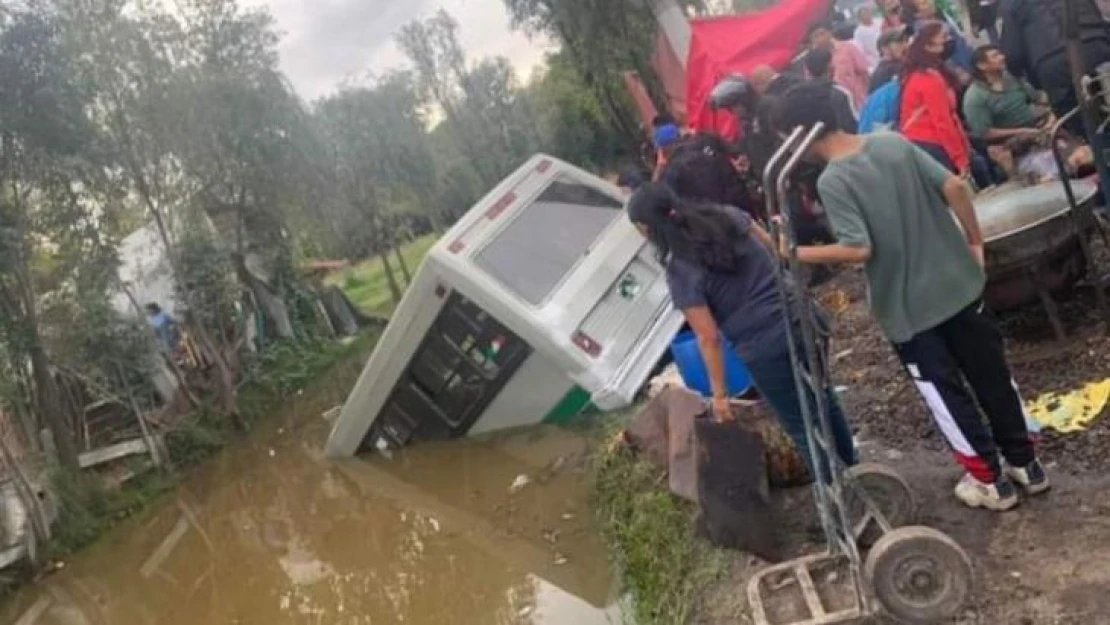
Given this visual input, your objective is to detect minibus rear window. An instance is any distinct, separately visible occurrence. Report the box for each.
[474,176,622,306]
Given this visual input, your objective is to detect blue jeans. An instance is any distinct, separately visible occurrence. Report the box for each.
[744,333,857,477]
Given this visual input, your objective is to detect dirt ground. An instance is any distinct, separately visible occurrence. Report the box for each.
[694,266,1110,624]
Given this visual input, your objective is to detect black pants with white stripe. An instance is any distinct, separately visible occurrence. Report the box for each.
[892,300,1035,484]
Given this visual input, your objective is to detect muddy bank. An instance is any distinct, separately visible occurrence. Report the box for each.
[822,266,1110,476]
[693,445,1110,624]
[609,263,1110,624]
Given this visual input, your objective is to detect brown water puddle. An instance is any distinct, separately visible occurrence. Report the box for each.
[0,414,621,625]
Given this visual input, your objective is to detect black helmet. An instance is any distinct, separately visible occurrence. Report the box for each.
[709,74,756,112]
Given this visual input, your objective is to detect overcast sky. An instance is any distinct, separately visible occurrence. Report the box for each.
[244,0,555,100]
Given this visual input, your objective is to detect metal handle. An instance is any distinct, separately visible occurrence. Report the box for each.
[761,126,806,223]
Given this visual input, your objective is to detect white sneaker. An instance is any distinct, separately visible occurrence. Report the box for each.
[954,473,1020,511]
[1004,459,1051,496]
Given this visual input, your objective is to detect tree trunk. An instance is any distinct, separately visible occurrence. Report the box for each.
[379,250,403,306]
[395,245,412,286]
[28,344,78,470]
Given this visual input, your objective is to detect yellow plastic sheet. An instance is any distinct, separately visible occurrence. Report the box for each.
[1025,379,1110,433]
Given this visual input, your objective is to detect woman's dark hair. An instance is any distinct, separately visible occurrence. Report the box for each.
[626,182,742,273]
[901,20,961,93]
[145,302,162,315]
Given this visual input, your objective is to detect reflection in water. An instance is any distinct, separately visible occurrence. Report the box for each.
[0,415,621,625]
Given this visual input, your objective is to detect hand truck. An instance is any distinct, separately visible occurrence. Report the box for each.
[746,125,975,625]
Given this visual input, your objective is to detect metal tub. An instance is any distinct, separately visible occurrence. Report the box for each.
[975,180,1100,310]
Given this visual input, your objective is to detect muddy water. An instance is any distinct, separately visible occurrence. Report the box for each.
[0,398,621,624]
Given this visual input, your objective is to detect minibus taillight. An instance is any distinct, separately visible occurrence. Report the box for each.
[485,191,516,219]
[572,331,602,357]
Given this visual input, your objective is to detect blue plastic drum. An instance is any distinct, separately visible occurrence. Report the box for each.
[669,330,753,397]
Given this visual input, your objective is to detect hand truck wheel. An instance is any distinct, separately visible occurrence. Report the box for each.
[845,463,916,546]
[864,526,974,624]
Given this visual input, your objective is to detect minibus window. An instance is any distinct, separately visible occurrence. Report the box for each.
[475,176,622,306]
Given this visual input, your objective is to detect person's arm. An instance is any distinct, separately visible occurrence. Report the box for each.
[943,176,985,266]
[907,139,986,265]
[920,75,970,172]
[750,220,774,250]
[983,126,1041,141]
[667,263,731,421]
[963,87,1040,142]
[784,177,873,265]
[791,241,873,264]
[682,306,733,421]
[850,43,870,82]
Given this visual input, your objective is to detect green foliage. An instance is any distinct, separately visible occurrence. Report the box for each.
[164,409,238,467]
[331,234,436,316]
[502,0,661,142]
[176,228,241,341]
[49,469,175,556]
[591,416,727,625]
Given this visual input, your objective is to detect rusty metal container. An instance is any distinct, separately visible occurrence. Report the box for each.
[974,180,1099,310]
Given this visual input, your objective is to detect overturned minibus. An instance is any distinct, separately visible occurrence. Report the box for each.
[325,155,684,457]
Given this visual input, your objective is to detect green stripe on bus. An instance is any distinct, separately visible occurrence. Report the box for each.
[543,386,594,424]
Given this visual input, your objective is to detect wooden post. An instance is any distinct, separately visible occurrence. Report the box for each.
[652,0,692,70]
[118,364,171,472]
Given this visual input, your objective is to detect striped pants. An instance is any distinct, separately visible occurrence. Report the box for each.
[893,301,1035,484]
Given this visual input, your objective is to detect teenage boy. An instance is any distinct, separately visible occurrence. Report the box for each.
[773,82,1049,511]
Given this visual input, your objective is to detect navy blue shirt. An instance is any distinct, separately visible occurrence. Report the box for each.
[665,206,789,361]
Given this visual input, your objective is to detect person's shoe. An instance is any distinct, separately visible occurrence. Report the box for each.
[1005,459,1051,496]
[954,473,1020,511]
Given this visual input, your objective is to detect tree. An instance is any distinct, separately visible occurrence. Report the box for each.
[315,85,410,306]
[397,10,503,187]
[522,51,630,170]
[0,6,101,469]
[502,0,659,141]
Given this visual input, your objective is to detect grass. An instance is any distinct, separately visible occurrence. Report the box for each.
[589,414,728,625]
[330,235,438,316]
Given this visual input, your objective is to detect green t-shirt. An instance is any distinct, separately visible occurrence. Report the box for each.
[962,75,1039,138]
[817,133,986,343]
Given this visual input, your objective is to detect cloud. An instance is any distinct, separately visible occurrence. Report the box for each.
[246,0,555,100]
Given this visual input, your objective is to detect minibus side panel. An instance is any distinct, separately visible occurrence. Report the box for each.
[467,351,575,436]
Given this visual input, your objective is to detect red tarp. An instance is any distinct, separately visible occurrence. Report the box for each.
[685,0,832,139]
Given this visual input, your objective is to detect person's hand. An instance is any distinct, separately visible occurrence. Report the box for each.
[711,396,735,423]
[969,243,985,268]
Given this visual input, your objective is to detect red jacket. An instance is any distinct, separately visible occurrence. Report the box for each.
[900,69,971,172]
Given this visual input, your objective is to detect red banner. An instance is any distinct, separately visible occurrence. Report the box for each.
[685,0,833,138]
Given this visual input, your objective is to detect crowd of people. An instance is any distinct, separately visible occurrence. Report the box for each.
[620,0,1110,512]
